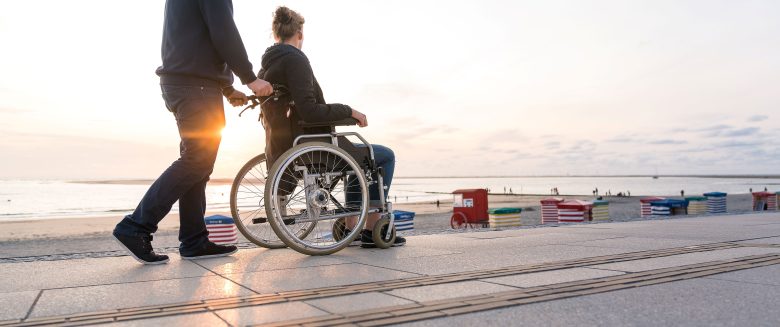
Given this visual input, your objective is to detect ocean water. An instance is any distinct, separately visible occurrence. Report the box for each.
[0,177,778,221]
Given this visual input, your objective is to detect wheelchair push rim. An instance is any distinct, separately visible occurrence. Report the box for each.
[266,142,369,255]
[230,153,315,249]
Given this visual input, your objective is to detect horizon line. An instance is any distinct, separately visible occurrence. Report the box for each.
[2,174,779,183]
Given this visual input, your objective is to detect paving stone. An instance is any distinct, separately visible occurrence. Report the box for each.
[214,301,327,326]
[358,244,629,275]
[223,263,419,294]
[482,267,625,288]
[29,275,253,318]
[738,236,780,245]
[304,292,413,314]
[590,247,780,272]
[569,237,705,251]
[396,277,780,327]
[0,290,39,321]
[385,281,516,302]
[706,264,780,287]
[0,254,212,292]
[92,312,227,327]
[193,247,350,275]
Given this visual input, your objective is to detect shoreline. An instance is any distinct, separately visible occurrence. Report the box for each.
[59,174,780,185]
[0,193,758,242]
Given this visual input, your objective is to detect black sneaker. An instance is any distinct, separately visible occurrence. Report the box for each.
[113,232,169,265]
[180,241,238,260]
[360,230,376,248]
[392,236,406,247]
[340,228,362,246]
[360,230,406,248]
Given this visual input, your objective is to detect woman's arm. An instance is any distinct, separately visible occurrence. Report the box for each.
[284,55,353,123]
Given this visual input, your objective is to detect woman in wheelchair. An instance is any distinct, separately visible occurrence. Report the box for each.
[257,6,404,249]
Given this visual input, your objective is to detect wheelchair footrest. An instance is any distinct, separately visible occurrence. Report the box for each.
[252,217,297,225]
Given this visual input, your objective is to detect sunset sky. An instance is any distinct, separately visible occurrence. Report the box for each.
[1,0,778,179]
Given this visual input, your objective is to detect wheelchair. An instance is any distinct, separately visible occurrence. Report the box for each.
[229,89,395,255]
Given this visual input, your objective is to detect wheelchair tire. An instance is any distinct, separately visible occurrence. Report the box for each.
[266,142,369,256]
[230,153,315,249]
[372,216,396,249]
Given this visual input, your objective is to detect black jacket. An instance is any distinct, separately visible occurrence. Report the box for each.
[155,0,256,90]
[258,44,352,165]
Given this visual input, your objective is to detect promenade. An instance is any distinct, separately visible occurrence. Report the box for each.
[2,213,780,326]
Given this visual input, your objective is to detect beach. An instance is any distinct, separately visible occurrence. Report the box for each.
[0,193,759,259]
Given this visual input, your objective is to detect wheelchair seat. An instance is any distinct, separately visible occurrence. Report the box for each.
[296,118,371,170]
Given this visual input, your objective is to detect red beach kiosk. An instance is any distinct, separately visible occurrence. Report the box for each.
[451,189,489,229]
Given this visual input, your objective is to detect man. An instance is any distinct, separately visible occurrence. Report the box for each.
[113,0,273,265]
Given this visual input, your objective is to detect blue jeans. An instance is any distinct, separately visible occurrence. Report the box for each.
[346,144,395,208]
[114,83,225,252]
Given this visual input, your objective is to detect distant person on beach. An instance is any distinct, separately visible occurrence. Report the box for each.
[681,190,685,197]
[257,7,402,248]
[113,0,274,265]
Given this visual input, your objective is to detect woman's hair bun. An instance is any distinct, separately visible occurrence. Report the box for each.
[272,6,305,41]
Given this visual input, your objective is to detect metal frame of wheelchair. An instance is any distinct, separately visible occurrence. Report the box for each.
[230,96,395,256]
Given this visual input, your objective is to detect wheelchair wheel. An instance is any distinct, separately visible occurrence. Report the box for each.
[372,216,396,249]
[266,142,369,255]
[230,153,314,249]
[332,218,348,242]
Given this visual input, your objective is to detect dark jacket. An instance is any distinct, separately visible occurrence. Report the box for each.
[258,44,352,166]
[155,0,256,91]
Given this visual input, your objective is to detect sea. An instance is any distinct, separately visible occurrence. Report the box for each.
[1,176,778,221]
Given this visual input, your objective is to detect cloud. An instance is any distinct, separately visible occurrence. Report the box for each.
[748,115,768,122]
[605,137,636,143]
[715,141,763,148]
[698,125,732,132]
[544,141,561,149]
[648,139,687,145]
[722,127,760,137]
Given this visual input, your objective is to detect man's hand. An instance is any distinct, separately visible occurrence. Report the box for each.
[227,90,248,107]
[351,108,368,127]
[248,78,273,96]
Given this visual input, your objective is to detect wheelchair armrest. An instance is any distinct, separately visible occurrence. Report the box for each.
[298,118,359,128]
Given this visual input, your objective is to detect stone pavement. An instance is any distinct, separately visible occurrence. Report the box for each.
[2,213,780,326]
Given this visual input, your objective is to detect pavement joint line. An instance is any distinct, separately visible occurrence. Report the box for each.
[22,290,43,320]
[190,259,260,296]
[1,242,757,327]
[338,260,427,277]
[210,311,234,327]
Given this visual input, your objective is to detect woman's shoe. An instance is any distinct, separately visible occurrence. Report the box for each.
[360,230,406,248]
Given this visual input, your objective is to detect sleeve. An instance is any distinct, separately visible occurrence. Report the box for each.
[285,55,353,123]
[199,0,257,85]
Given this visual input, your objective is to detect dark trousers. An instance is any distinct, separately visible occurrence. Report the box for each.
[114,83,225,251]
[346,144,395,208]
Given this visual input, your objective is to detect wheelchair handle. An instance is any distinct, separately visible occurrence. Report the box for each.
[238,84,290,117]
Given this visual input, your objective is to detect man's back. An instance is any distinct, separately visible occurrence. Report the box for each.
[156,0,256,87]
